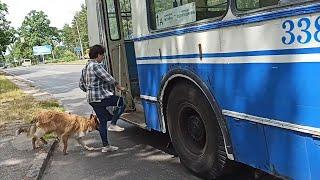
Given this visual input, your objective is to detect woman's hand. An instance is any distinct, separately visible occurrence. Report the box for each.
[116,84,126,92]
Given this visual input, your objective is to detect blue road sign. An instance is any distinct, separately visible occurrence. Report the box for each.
[74,47,82,53]
[33,45,52,55]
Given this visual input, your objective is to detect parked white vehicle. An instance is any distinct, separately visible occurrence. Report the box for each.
[22,59,31,67]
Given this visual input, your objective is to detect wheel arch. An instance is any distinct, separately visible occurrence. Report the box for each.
[158,68,234,160]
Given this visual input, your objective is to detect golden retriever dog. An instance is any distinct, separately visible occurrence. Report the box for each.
[17,110,99,155]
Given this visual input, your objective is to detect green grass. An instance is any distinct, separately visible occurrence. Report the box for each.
[0,75,19,94]
[48,59,88,65]
[0,75,64,124]
[43,133,56,141]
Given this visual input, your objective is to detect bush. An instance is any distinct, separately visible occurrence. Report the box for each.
[54,46,66,59]
[53,46,78,62]
[63,50,78,62]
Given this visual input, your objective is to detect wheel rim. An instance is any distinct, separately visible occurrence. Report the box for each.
[178,104,207,155]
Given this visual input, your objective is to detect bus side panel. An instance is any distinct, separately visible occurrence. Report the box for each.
[307,138,320,180]
[222,62,320,127]
[226,117,270,172]
[137,64,167,98]
[137,64,168,131]
[221,60,320,179]
[136,59,320,180]
[264,126,312,180]
[141,100,161,131]
[221,12,320,179]
[136,62,271,168]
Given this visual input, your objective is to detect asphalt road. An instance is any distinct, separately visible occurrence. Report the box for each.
[2,65,280,180]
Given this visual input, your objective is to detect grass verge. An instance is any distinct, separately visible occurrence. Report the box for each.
[47,59,87,65]
[0,75,64,124]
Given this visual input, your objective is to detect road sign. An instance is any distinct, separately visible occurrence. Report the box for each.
[33,45,52,55]
[74,47,82,53]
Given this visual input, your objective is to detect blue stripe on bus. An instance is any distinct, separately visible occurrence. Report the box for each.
[132,3,320,42]
[136,47,320,60]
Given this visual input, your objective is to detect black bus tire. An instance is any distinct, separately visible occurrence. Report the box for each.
[166,82,226,179]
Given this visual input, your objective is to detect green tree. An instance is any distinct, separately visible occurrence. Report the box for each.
[73,4,89,51]
[0,1,15,61]
[17,10,60,60]
[61,24,76,49]
[61,4,88,55]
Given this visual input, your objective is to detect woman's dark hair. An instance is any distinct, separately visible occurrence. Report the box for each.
[89,45,106,59]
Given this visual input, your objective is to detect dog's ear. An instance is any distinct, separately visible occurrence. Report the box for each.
[94,116,100,124]
[93,116,100,130]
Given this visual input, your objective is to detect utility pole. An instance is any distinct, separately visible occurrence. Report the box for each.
[75,19,84,59]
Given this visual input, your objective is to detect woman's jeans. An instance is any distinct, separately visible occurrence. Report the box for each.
[90,95,125,146]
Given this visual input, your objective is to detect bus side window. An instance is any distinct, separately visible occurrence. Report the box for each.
[196,0,228,21]
[149,0,228,30]
[235,0,278,11]
[235,0,315,12]
[120,0,133,40]
[260,0,279,7]
[106,0,121,40]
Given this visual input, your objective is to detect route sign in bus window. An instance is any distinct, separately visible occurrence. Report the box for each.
[149,0,228,30]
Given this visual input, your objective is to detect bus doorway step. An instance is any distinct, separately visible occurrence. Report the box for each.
[120,111,146,129]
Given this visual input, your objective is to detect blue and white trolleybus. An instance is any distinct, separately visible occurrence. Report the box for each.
[87,0,320,179]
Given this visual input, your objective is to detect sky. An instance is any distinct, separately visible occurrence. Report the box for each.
[3,0,86,29]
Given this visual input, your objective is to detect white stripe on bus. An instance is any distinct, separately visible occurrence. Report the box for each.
[136,54,320,65]
[223,110,320,137]
[140,95,158,101]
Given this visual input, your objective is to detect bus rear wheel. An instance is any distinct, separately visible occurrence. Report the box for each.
[166,82,226,179]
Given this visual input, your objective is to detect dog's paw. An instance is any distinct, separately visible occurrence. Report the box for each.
[63,152,69,155]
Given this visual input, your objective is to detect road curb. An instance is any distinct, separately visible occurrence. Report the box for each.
[25,140,58,180]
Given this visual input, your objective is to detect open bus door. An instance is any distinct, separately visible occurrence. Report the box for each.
[102,0,146,128]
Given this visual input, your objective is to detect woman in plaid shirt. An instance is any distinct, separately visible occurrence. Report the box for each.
[79,45,126,153]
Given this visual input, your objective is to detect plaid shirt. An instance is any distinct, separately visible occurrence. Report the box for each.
[79,60,118,103]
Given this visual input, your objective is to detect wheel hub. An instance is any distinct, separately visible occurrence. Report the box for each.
[188,115,205,143]
[179,105,207,153]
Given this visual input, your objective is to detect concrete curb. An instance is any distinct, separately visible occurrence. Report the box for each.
[25,140,58,180]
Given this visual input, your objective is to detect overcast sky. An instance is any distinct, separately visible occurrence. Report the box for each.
[3,0,86,29]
